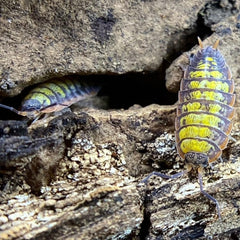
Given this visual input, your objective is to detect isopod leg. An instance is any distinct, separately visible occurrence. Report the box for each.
[141,170,186,184]
[198,169,221,219]
[228,135,237,142]
[31,113,43,124]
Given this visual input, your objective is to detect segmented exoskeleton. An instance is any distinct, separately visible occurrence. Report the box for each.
[176,38,234,163]
[143,38,235,219]
[0,78,100,120]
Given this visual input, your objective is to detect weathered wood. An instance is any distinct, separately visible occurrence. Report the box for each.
[0,104,240,239]
[0,105,174,239]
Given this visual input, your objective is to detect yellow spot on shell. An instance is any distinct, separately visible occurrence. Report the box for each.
[208,103,222,114]
[189,81,200,89]
[180,113,222,129]
[27,87,55,98]
[189,80,229,92]
[189,90,225,102]
[191,90,202,99]
[202,91,224,101]
[180,139,212,154]
[46,83,66,98]
[183,102,201,112]
[190,70,223,79]
[197,63,211,69]
[181,102,225,115]
[24,92,52,106]
[202,91,216,100]
[210,71,223,79]
[206,57,214,61]
[179,126,212,140]
[55,81,72,95]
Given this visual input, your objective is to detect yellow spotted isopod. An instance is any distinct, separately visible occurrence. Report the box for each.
[142,38,235,219]
[0,78,100,120]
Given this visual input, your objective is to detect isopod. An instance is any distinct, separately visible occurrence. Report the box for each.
[0,78,100,120]
[143,38,235,219]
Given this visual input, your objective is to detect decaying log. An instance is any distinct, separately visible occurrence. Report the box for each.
[0,105,173,239]
[0,104,239,239]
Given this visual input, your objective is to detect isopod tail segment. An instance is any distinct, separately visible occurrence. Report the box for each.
[197,37,220,50]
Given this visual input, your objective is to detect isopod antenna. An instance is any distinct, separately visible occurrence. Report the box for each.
[0,103,28,117]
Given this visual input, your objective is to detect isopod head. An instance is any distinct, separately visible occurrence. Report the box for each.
[185,152,208,168]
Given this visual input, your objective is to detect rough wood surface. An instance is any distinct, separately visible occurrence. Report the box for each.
[0,105,174,239]
[0,104,240,239]
[0,1,240,239]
